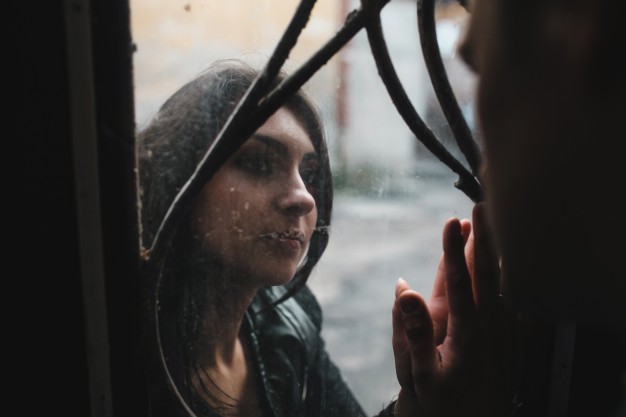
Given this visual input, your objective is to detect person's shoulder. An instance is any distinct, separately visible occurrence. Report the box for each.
[256,285,323,331]
[251,286,324,370]
[292,285,323,329]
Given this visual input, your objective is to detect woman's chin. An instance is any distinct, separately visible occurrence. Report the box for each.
[258,268,297,288]
[267,274,296,287]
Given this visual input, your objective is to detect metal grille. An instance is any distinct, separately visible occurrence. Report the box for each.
[142,0,483,413]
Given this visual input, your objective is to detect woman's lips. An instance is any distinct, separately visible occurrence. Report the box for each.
[260,230,305,254]
[260,230,305,242]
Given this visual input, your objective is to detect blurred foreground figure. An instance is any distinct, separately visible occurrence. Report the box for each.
[460,0,626,329]
[391,0,625,416]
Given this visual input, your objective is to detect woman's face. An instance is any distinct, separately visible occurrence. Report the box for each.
[191,107,319,287]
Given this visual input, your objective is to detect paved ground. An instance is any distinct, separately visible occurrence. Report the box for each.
[307,164,475,414]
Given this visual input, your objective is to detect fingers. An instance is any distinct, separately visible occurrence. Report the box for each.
[429,254,449,345]
[392,279,437,390]
[460,218,472,244]
[430,253,447,301]
[442,218,476,320]
[392,279,416,388]
[429,218,471,344]
[432,219,470,302]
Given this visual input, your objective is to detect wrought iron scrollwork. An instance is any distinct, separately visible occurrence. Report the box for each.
[142,0,483,413]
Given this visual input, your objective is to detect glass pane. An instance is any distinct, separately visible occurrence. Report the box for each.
[131,0,476,414]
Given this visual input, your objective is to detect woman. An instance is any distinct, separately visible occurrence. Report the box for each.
[137,59,367,417]
[137,58,506,417]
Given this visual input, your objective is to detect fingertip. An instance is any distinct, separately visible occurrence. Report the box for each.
[398,292,421,315]
[396,277,410,298]
[444,216,460,228]
[443,218,464,251]
[447,217,462,233]
[473,202,489,228]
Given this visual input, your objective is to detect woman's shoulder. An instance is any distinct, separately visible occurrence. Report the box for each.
[253,285,323,331]
[246,286,324,405]
[292,285,323,329]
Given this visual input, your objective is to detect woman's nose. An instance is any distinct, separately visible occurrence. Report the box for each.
[276,169,316,217]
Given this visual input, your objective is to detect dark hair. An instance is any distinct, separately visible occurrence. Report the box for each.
[137,59,333,415]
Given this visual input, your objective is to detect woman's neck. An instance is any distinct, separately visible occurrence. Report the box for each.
[197,275,259,366]
[191,269,263,416]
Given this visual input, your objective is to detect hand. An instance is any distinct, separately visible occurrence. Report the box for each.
[391,202,514,417]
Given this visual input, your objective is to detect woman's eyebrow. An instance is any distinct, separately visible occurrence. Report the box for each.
[251,133,318,160]
[251,133,288,155]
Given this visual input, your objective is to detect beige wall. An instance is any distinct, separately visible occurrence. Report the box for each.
[130,0,343,127]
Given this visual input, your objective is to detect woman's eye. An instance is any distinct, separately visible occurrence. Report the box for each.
[235,153,273,176]
[300,166,318,189]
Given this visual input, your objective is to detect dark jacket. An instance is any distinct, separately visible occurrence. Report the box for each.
[246,285,368,417]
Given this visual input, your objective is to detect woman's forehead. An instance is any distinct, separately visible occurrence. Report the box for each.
[253,107,315,155]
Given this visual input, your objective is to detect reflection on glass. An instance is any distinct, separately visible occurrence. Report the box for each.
[132,1,476,414]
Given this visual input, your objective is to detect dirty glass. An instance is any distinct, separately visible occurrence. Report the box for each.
[131,0,477,414]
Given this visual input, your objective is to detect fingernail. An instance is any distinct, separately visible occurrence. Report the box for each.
[398,299,426,337]
[395,277,405,298]
[398,296,419,315]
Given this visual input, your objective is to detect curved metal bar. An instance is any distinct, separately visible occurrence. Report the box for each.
[254,3,386,131]
[417,0,482,176]
[363,1,483,202]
